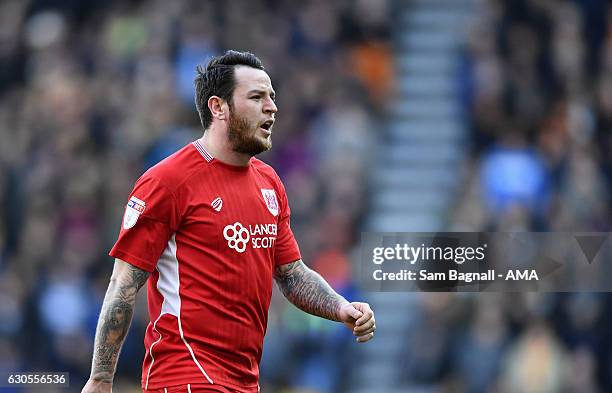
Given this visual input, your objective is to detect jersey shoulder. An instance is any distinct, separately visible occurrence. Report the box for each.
[139,142,204,192]
[251,157,283,186]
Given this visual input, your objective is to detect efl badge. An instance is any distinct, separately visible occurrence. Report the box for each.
[123,196,146,229]
[261,189,279,217]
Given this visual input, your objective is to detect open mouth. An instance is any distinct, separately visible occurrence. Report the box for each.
[259,120,274,133]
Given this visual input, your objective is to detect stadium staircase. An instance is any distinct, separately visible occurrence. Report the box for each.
[350,0,475,391]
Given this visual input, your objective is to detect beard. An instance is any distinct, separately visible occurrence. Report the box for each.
[227,110,272,156]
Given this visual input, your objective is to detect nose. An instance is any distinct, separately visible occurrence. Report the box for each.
[264,97,277,114]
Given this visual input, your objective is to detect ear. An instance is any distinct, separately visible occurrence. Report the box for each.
[208,96,227,120]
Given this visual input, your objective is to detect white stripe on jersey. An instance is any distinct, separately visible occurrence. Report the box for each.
[149,234,214,385]
[145,313,164,389]
[192,140,213,162]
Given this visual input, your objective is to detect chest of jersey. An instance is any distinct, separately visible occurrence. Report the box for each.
[179,165,281,260]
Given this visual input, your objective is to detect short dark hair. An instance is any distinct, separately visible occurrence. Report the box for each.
[194,50,264,130]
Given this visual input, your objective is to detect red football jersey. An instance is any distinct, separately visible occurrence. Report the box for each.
[110,139,301,392]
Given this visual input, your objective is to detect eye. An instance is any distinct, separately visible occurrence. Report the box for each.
[250,95,261,100]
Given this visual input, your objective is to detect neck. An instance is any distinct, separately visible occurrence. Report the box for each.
[200,126,251,166]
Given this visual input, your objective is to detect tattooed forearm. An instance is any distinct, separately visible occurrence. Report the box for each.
[274,260,348,321]
[89,260,150,382]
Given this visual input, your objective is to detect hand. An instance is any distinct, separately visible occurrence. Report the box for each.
[338,301,375,343]
[81,379,112,393]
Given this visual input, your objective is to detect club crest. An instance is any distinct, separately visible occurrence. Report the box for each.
[123,196,146,229]
[261,189,279,217]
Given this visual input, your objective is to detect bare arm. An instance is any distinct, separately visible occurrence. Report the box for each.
[82,259,150,392]
[274,259,376,342]
[273,259,349,321]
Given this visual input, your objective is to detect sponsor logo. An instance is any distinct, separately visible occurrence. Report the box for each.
[223,222,250,253]
[211,197,223,212]
[123,196,146,229]
[223,221,277,253]
[261,189,279,216]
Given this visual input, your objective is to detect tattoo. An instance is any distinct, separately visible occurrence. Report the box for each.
[274,260,347,321]
[90,262,150,382]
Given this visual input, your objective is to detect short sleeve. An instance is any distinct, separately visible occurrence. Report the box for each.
[273,178,301,266]
[109,175,180,272]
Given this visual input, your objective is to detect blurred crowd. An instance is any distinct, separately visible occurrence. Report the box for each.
[0,0,390,392]
[438,0,612,392]
[3,0,612,392]
[455,0,611,234]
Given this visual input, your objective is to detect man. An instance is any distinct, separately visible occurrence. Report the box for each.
[82,50,375,393]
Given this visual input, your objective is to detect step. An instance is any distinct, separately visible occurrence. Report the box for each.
[393,98,459,118]
[401,30,460,51]
[382,143,462,165]
[367,213,444,232]
[361,292,423,303]
[353,333,410,355]
[370,166,460,189]
[404,8,472,29]
[407,0,476,9]
[372,190,451,211]
[350,360,402,387]
[399,76,456,96]
[370,178,458,193]
[397,53,457,73]
[388,122,464,143]
[352,389,419,393]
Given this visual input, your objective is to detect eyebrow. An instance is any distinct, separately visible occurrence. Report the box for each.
[248,89,275,98]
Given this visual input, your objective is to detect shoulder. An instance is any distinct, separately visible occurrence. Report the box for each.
[251,158,289,202]
[251,157,282,184]
[138,142,205,192]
